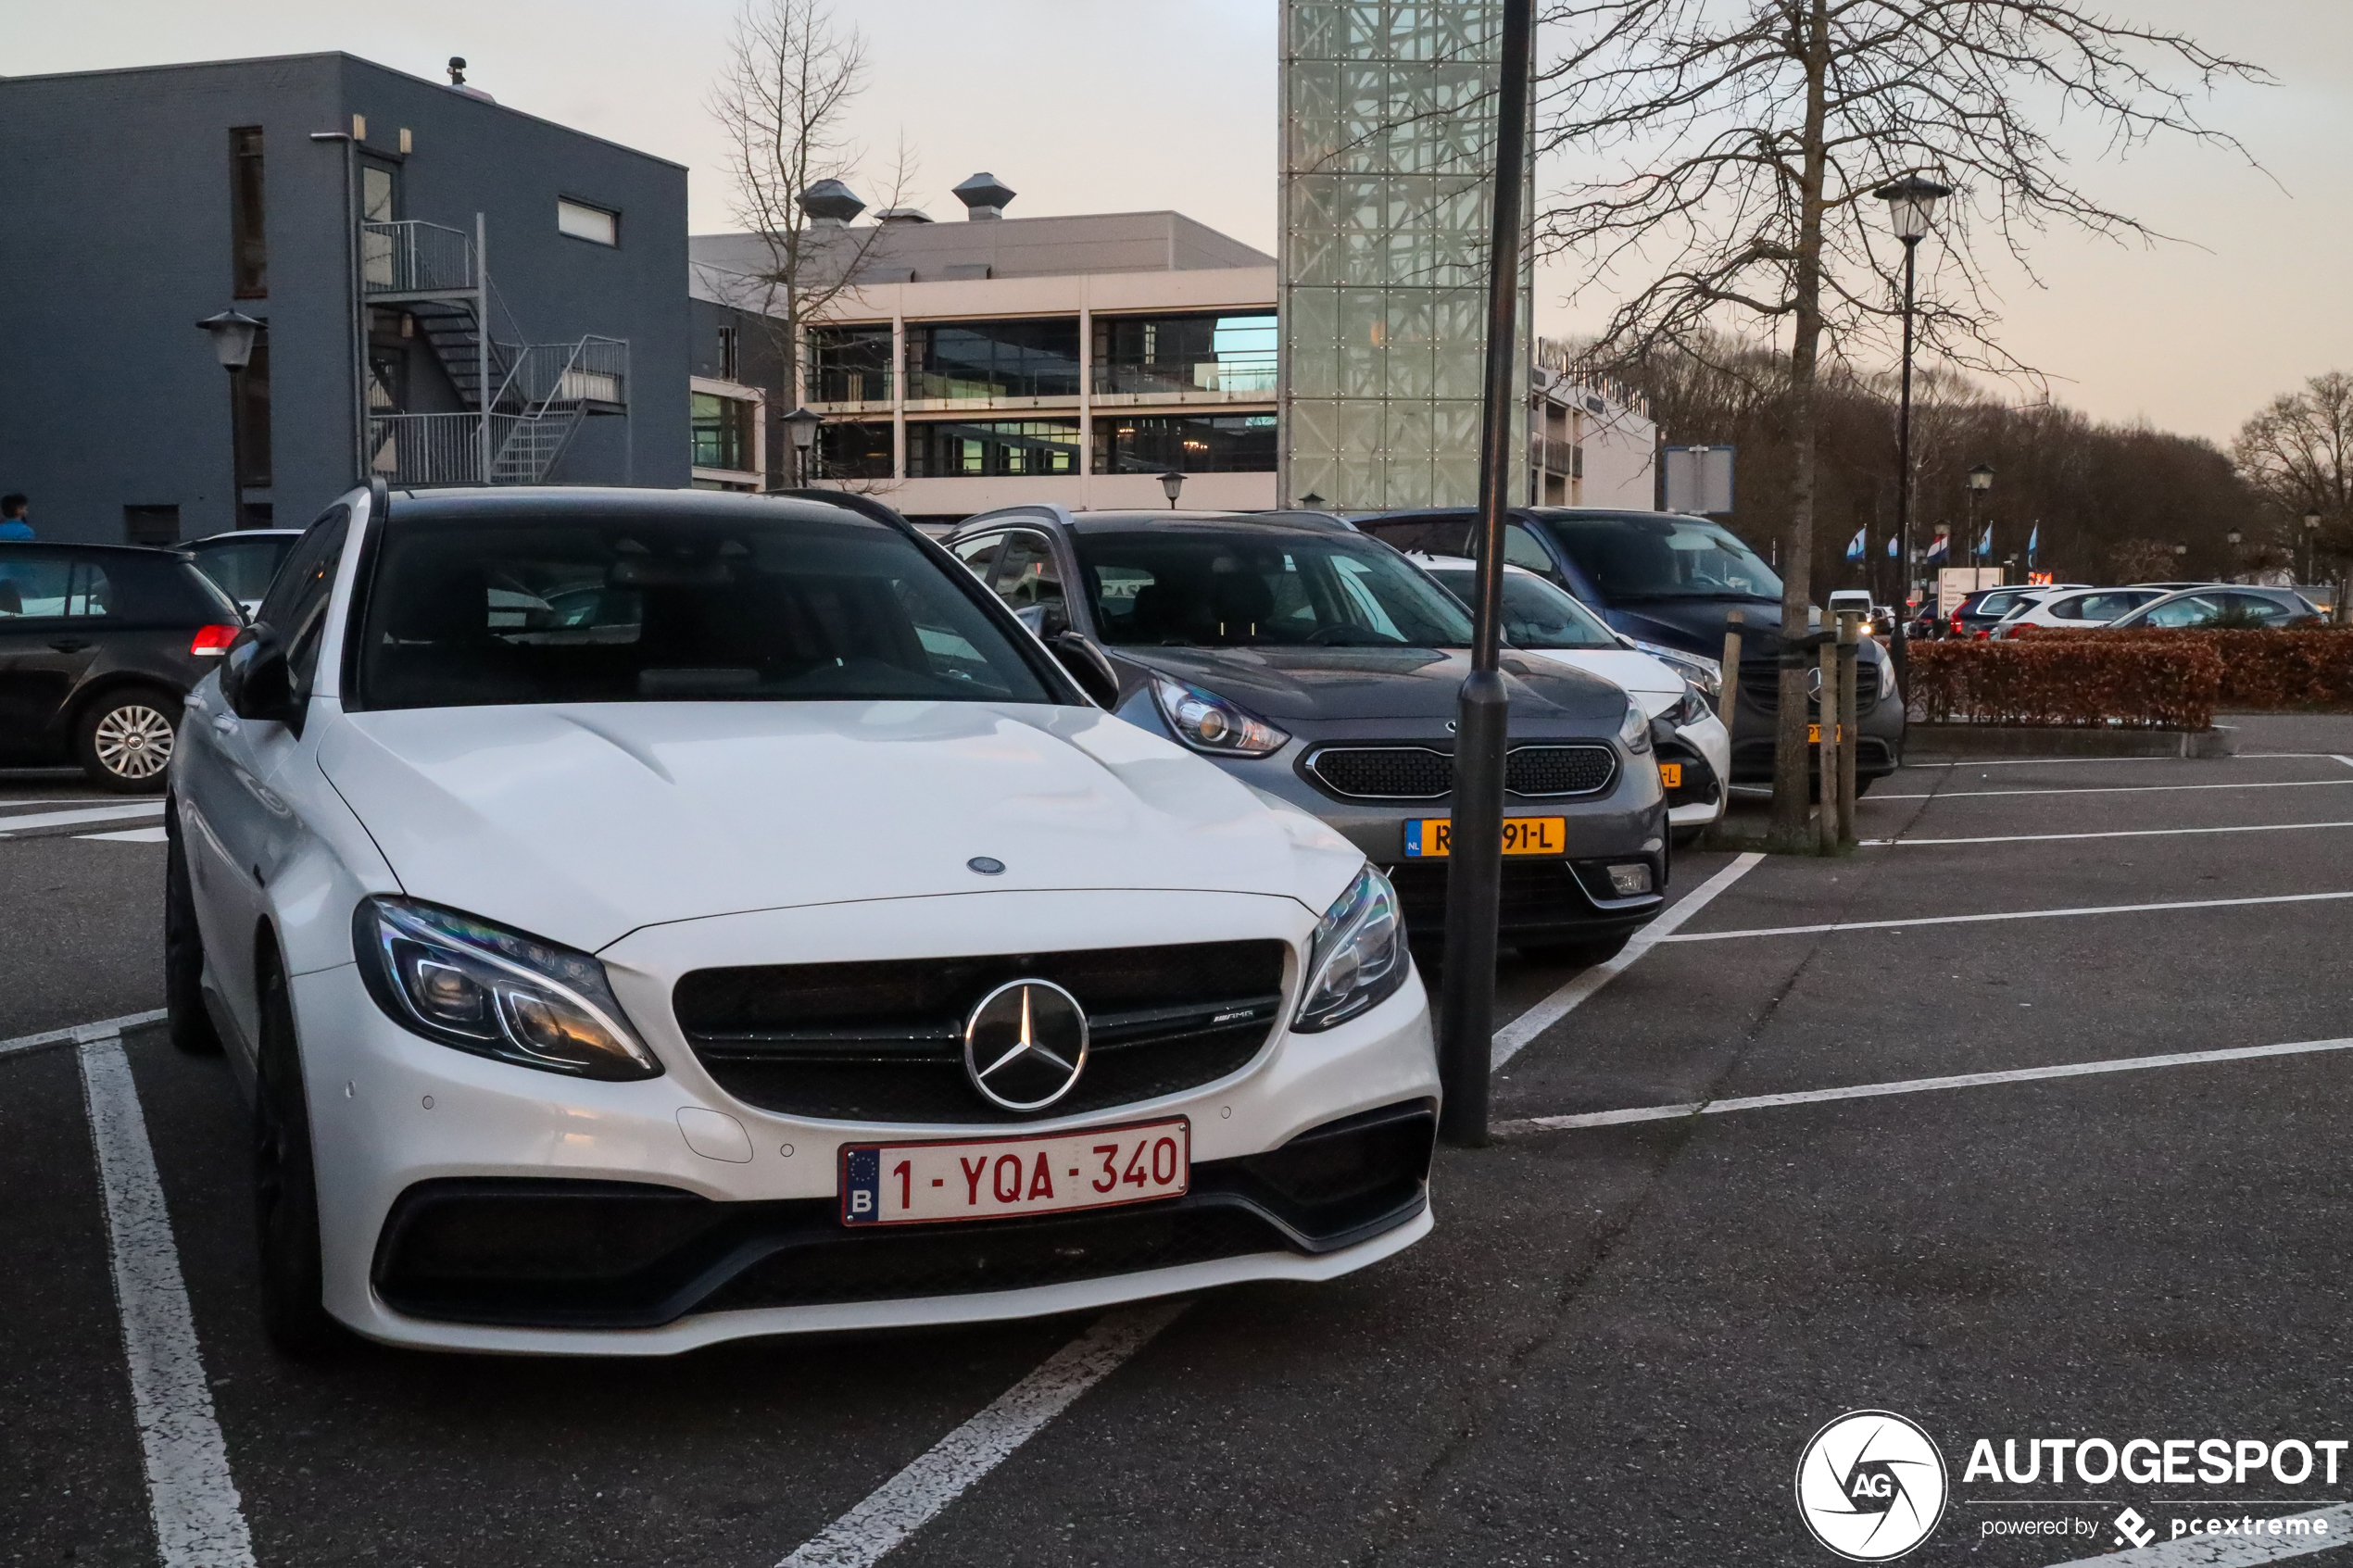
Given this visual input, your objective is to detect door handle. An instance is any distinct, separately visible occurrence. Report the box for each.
[211,715,239,736]
[48,639,92,653]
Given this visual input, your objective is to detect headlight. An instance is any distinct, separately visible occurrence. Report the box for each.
[1631,640,1721,703]
[352,897,661,1080]
[1293,864,1410,1033]
[1672,678,1713,726]
[1617,697,1654,755]
[1150,673,1290,758]
[1877,649,1897,699]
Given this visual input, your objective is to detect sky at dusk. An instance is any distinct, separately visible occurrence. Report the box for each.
[9,0,2348,444]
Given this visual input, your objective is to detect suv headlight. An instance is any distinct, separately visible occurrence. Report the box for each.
[1617,697,1654,755]
[1877,649,1897,699]
[1631,640,1721,704]
[1293,863,1409,1033]
[353,897,661,1080]
[1150,673,1290,758]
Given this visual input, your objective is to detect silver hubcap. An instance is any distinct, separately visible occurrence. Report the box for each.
[94,704,175,780]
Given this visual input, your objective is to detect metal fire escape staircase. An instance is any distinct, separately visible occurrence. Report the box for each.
[360,218,629,487]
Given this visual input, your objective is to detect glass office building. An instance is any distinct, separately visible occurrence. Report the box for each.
[1278,0,1527,509]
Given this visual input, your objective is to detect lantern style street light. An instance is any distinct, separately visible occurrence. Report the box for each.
[780,406,823,488]
[1964,462,1993,581]
[1159,470,1185,508]
[196,309,265,530]
[2306,511,2324,584]
[1873,174,1951,684]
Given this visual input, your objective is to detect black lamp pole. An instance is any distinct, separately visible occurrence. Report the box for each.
[1436,0,1534,1149]
[1872,176,1949,688]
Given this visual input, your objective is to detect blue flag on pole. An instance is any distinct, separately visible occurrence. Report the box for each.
[1977,527,1992,558]
[1845,527,1866,561]
[2028,522,2040,560]
[1887,536,1898,558]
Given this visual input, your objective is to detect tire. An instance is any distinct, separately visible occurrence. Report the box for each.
[73,684,181,794]
[163,802,222,1057]
[1517,934,1631,969]
[253,952,345,1359]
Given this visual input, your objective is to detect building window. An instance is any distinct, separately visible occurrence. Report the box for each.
[718,325,739,383]
[907,419,1082,477]
[230,127,267,298]
[558,199,619,246]
[1092,311,1276,396]
[1094,414,1276,474]
[234,327,273,492]
[905,320,1080,401]
[807,325,896,403]
[123,506,182,546]
[815,420,894,481]
[691,391,756,471]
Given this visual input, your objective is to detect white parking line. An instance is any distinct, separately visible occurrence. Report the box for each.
[1871,778,2353,801]
[1658,889,2353,945]
[0,1009,170,1060]
[774,1302,1186,1568]
[0,801,165,834]
[1863,821,2353,847]
[1491,853,1765,1068]
[1496,1034,2353,1135]
[2045,1501,2353,1565]
[81,826,170,844]
[77,1034,256,1568]
[2335,755,2353,771]
[1900,755,2217,770]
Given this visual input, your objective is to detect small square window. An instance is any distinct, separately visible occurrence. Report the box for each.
[558,199,618,246]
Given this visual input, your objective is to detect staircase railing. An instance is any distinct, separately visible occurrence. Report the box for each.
[359,220,476,295]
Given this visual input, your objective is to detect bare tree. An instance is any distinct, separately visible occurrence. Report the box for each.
[1537,0,2265,842]
[2233,372,2353,583]
[709,0,911,485]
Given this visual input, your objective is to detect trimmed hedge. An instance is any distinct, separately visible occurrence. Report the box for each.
[2061,627,2353,709]
[1907,638,2221,729]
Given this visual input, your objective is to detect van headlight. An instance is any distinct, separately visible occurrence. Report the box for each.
[1617,697,1654,755]
[1877,649,1897,700]
[1293,864,1409,1033]
[352,897,661,1080]
[1150,673,1290,758]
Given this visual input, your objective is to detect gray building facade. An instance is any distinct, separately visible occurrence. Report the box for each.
[0,53,688,546]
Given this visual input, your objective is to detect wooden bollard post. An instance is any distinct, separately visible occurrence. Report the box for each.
[1836,611,1862,845]
[1719,609,1743,728]
[1817,623,1841,855]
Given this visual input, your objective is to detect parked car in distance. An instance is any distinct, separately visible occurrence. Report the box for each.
[171,484,1441,1355]
[2104,585,2324,630]
[1949,583,2090,639]
[1403,553,1730,844]
[1826,589,1873,624]
[0,541,243,789]
[1351,507,1905,795]
[184,528,303,617]
[1992,587,2167,637]
[945,506,1669,963]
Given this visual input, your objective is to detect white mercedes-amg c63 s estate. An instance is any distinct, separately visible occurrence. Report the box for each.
[168,483,1438,1356]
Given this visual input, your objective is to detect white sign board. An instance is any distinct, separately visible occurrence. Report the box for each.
[1937,567,2003,618]
[1662,445,1735,514]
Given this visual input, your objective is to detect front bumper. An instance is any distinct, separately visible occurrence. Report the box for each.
[294,887,1440,1354]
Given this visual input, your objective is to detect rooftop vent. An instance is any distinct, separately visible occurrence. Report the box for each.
[799,179,866,229]
[875,207,934,225]
[445,56,496,103]
[952,172,1016,220]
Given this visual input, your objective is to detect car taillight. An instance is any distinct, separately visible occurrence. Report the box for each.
[190,624,240,657]
[1949,613,1964,634]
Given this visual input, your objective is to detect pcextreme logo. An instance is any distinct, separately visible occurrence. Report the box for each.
[1795,1411,1951,1562]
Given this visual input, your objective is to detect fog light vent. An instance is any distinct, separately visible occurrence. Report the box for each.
[1606,862,1654,897]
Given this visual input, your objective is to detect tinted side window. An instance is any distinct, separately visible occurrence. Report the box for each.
[1358,517,1473,557]
[260,505,351,689]
[0,554,109,619]
[990,533,1066,613]
[1502,523,1554,572]
[950,534,1002,582]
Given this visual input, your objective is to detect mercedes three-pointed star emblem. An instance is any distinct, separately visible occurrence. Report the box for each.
[962,979,1090,1111]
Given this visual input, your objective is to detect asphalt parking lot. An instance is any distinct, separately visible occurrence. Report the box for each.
[8,714,2353,1567]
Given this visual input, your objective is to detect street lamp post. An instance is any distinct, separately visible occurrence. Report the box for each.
[780,406,823,489]
[1158,470,1186,509]
[195,309,264,530]
[1966,463,1994,583]
[2225,528,2242,583]
[1872,175,1951,689]
[2305,512,2323,585]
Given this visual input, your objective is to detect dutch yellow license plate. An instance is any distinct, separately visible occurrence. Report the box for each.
[1806,723,1844,744]
[1403,817,1566,858]
[1659,762,1683,788]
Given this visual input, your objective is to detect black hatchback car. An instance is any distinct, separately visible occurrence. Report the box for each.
[944,505,1668,963]
[0,542,244,790]
[1353,507,1906,794]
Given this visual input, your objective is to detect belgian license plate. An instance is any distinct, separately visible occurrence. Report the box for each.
[1659,762,1683,788]
[840,1118,1190,1226]
[1403,816,1566,859]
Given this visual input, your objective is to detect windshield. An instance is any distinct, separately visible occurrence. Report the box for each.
[1421,566,1621,649]
[1074,529,1473,648]
[354,511,1056,710]
[1537,514,1781,601]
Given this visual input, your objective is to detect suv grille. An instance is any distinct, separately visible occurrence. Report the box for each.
[1738,659,1882,716]
[1304,744,1617,802]
[673,941,1288,1123]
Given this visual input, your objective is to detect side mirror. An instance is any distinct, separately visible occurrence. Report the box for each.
[1014,602,1071,641]
[1047,632,1121,709]
[220,624,302,726]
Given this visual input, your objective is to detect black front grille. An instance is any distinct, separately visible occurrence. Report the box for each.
[674,941,1288,1123]
[1305,746,1450,799]
[1387,859,1587,936]
[1305,744,1616,802]
[1738,659,1882,716]
[1730,734,1894,784]
[371,1102,1437,1329]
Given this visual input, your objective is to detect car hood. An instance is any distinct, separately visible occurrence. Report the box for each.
[1517,648,1682,709]
[1602,596,1784,655]
[318,702,1363,953]
[1117,645,1628,726]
